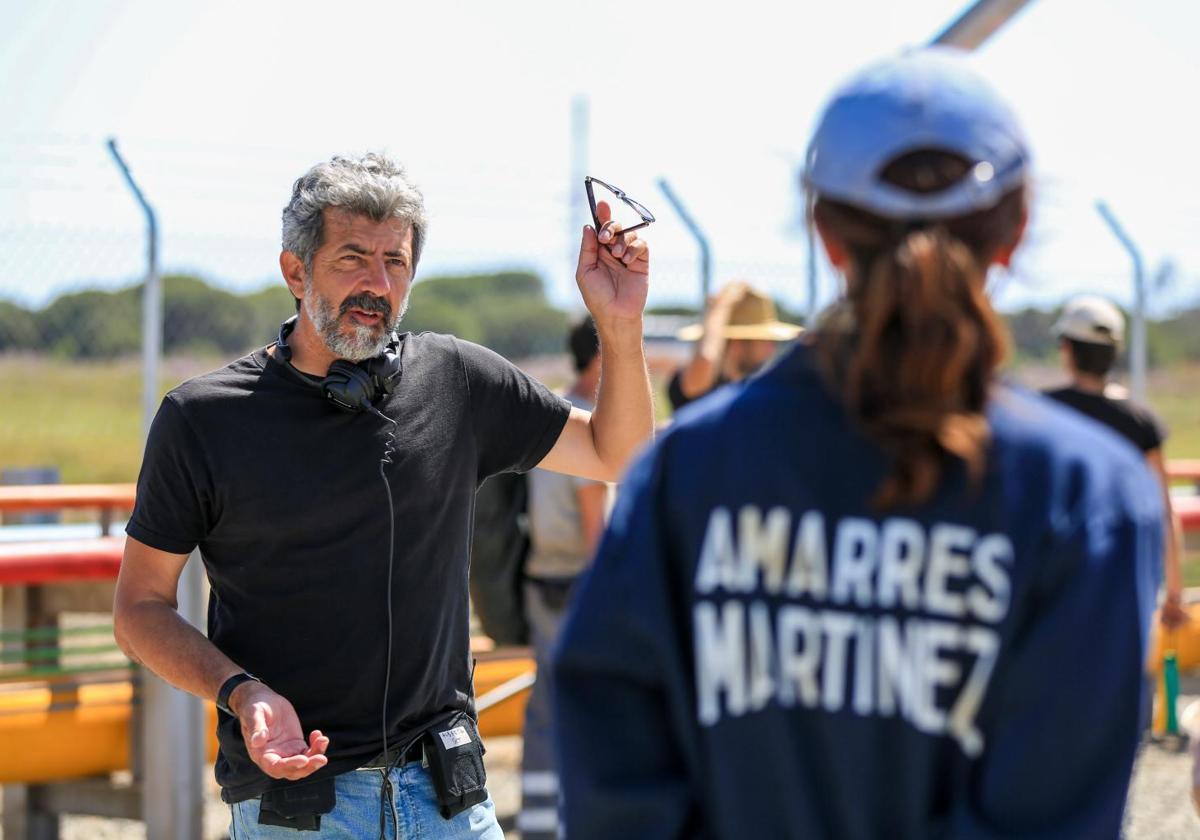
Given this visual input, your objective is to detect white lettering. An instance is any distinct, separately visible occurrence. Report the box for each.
[877,616,917,718]
[747,602,776,712]
[924,525,974,618]
[785,511,829,599]
[694,600,746,725]
[831,517,877,607]
[820,611,856,711]
[914,621,961,734]
[968,534,1013,623]
[695,508,737,594]
[738,506,792,594]
[948,627,1000,757]
[852,617,875,716]
[776,606,821,708]
[691,509,1015,755]
[877,518,925,609]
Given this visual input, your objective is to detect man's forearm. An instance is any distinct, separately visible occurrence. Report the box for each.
[115,600,242,704]
[590,319,654,479]
[678,353,721,400]
[1164,504,1184,599]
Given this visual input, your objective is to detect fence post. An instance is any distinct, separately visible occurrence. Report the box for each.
[107,139,205,840]
[657,179,712,305]
[1095,201,1148,403]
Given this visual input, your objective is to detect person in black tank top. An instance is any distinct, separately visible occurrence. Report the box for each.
[1043,294,1185,628]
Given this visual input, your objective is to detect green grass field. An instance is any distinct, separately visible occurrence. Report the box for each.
[0,355,218,484]
[1147,365,1200,463]
[2,353,1197,482]
[3,352,1197,581]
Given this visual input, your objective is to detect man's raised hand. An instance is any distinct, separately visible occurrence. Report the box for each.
[575,200,650,330]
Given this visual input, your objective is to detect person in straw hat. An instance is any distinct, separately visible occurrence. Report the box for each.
[669,280,803,410]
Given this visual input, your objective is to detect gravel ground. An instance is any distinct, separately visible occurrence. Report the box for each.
[4,732,1197,838]
[1125,740,1199,839]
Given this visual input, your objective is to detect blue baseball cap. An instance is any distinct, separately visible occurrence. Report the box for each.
[804,47,1030,220]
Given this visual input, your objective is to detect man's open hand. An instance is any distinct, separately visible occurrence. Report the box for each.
[233,682,330,781]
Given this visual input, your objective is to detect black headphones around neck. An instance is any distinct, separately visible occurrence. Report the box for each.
[274,315,404,413]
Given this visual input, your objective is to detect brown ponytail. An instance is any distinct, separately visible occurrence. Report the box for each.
[812,150,1026,509]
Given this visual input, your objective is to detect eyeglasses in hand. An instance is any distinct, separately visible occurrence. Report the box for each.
[584,176,656,237]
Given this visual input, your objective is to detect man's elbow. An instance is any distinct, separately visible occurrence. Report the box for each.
[112,606,139,664]
[593,463,622,484]
[596,451,636,483]
[112,593,164,666]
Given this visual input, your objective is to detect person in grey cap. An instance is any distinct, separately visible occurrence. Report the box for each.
[553,48,1162,839]
[1044,294,1185,629]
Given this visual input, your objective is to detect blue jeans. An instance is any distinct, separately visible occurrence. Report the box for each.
[229,763,503,839]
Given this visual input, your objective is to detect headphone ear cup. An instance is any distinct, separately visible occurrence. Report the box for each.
[323,360,377,412]
[363,351,403,399]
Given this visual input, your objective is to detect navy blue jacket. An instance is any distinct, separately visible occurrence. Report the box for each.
[554,344,1161,840]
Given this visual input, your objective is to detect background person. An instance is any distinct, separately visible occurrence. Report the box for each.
[112,152,653,838]
[517,315,609,840]
[554,48,1162,840]
[668,280,802,411]
[1044,294,1186,629]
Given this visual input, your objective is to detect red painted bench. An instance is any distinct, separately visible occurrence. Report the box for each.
[1176,495,1200,531]
[0,536,125,585]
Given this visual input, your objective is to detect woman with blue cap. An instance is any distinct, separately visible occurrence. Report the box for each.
[553,48,1162,839]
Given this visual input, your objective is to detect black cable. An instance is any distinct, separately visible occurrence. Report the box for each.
[370,405,398,840]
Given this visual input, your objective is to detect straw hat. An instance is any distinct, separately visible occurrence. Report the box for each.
[676,286,803,342]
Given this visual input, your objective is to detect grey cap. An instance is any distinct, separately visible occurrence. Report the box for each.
[1053,295,1125,346]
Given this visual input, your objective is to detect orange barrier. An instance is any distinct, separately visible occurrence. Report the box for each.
[0,654,533,785]
[1168,460,1200,484]
[0,483,136,514]
[0,482,532,788]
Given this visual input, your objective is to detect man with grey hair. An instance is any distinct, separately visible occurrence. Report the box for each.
[113,152,653,837]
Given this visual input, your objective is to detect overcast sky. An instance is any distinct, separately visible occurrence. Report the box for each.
[1,0,1197,317]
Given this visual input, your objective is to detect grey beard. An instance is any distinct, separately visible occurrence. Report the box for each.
[302,280,408,362]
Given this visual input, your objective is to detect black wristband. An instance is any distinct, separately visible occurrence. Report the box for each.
[216,672,260,716]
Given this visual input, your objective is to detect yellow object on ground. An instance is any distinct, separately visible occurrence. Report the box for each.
[1149,604,1200,735]
[0,654,533,784]
[1149,604,1200,676]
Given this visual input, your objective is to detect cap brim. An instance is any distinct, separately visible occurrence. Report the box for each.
[1053,322,1120,347]
[676,322,803,342]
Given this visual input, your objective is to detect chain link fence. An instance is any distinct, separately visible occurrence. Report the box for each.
[5,135,1200,482]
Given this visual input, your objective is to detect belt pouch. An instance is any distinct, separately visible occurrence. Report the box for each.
[423,711,488,819]
[258,777,336,831]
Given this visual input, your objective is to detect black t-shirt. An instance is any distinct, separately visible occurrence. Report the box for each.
[126,333,571,802]
[1042,386,1166,453]
[667,368,729,412]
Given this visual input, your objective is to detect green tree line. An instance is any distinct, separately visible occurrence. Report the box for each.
[3,273,1200,366]
[648,302,1200,368]
[0,271,569,361]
